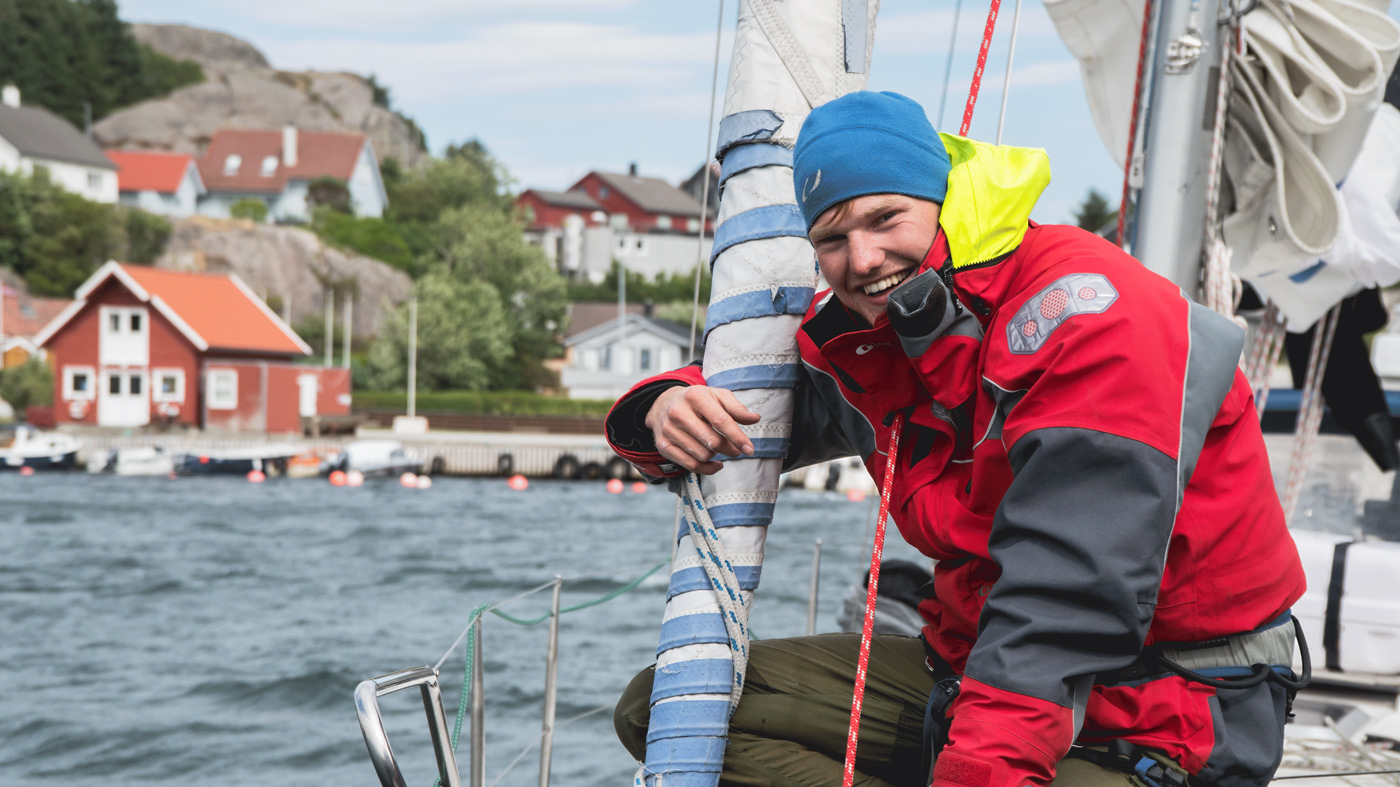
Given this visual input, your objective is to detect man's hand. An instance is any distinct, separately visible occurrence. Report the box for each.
[645,386,760,474]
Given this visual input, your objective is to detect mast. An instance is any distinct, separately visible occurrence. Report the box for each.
[638,2,880,785]
[1131,0,1225,294]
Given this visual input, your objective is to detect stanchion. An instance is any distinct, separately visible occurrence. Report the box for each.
[538,576,563,787]
[470,616,485,787]
[807,539,823,636]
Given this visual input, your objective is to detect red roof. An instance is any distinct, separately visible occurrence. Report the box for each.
[197,128,365,193]
[117,265,307,355]
[36,263,310,356]
[3,293,71,338]
[106,150,196,194]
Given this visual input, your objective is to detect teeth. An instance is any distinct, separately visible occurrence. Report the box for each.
[862,270,911,295]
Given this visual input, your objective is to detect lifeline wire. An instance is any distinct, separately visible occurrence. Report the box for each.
[841,414,905,787]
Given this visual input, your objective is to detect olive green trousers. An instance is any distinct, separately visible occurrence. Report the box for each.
[615,634,1178,787]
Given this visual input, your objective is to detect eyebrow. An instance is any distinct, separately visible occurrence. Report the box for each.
[809,199,904,244]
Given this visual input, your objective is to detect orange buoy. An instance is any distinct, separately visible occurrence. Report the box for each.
[416,475,433,490]
[606,478,624,494]
[846,488,866,502]
[399,472,418,488]
[507,474,529,491]
[346,470,365,487]
[328,470,347,487]
[631,481,648,494]
[247,469,266,483]
[19,465,35,476]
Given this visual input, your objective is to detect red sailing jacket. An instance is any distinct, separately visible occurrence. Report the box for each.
[605,136,1306,787]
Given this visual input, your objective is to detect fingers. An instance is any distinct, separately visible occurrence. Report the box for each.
[649,386,763,474]
[693,391,756,457]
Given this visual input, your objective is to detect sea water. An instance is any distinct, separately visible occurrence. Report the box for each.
[1,474,923,787]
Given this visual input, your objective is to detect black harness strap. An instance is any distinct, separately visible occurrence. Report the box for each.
[1323,542,1351,672]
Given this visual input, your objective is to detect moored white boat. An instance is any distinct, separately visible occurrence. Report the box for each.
[0,425,79,470]
[323,440,422,478]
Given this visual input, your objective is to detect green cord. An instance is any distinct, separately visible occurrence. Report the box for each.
[430,562,667,786]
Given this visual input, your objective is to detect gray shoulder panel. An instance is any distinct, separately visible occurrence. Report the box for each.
[785,362,871,469]
[1178,300,1245,503]
[1006,273,1119,355]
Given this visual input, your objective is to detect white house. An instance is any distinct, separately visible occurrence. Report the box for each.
[560,305,695,399]
[195,126,387,222]
[106,150,206,217]
[0,85,118,203]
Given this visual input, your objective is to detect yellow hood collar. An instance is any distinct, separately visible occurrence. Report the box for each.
[937,133,1051,270]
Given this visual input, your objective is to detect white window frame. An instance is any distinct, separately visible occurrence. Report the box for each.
[655,214,671,230]
[152,368,185,403]
[207,369,238,410]
[87,171,102,190]
[63,365,96,400]
[260,155,278,177]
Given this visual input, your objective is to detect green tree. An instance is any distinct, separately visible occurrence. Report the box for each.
[366,269,512,391]
[1073,188,1116,233]
[435,203,567,389]
[0,0,204,128]
[311,208,412,271]
[384,139,510,256]
[0,170,171,296]
[0,357,53,412]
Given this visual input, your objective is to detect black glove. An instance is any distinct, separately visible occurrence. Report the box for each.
[887,270,962,352]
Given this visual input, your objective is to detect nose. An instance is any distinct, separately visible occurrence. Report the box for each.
[847,231,883,276]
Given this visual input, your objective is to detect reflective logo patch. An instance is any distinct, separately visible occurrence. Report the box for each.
[1005,273,1118,354]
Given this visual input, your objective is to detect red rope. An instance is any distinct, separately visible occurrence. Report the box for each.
[841,414,904,787]
[1117,0,1154,247]
[959,0,1003,136]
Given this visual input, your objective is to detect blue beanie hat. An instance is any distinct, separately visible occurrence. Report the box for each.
[792,91,950,230]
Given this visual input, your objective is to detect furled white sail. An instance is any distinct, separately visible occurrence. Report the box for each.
[639,2,878,785]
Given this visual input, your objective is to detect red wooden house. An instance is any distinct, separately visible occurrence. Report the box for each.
[35,262,349,432]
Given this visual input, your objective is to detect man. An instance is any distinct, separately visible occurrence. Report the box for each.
[607,91,1306,787]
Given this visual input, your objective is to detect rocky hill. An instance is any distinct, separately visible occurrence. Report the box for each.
[155,217,412,339]
[93,24,427,168]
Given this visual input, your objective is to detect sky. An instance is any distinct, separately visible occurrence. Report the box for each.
[119,0,1398,224]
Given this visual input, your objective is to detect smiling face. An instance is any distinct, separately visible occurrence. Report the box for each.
[809,194,942,326]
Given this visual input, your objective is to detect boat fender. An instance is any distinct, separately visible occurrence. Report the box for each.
[554,454,580,480]
[496,453,514,477]
[606,456,631,480]
[581,461,605,480]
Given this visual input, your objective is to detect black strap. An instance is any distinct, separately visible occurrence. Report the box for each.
[1324,542,1351,672]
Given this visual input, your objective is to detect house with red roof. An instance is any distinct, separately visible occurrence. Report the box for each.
[195,126,387,222]
[2,290,71,368]
[35,262,349,431]
[106,150,206,217]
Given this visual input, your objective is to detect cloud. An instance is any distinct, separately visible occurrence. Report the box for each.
[876,1,1059,56]
[202,0,639,34]
[260,21,733,106]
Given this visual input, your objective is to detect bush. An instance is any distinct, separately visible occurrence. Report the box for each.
[137,44,204,97]
[0,359,53,412]
[123,207,171,263]
[307,176,351,214]
[311,208,413,271]
[351,390,614,417]
[230,198,268,223]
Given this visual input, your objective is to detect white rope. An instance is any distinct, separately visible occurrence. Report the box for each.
[994,0,1025,145]
[1244,300,1287,418]
[937,0,966,129]
[679,473,751,714]
[1282,304,1342,524]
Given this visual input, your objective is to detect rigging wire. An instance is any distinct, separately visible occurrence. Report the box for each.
[937,0,966,130]
[689,0,726,362]
[1117,0,1157,249]
[994,0,1024,145]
